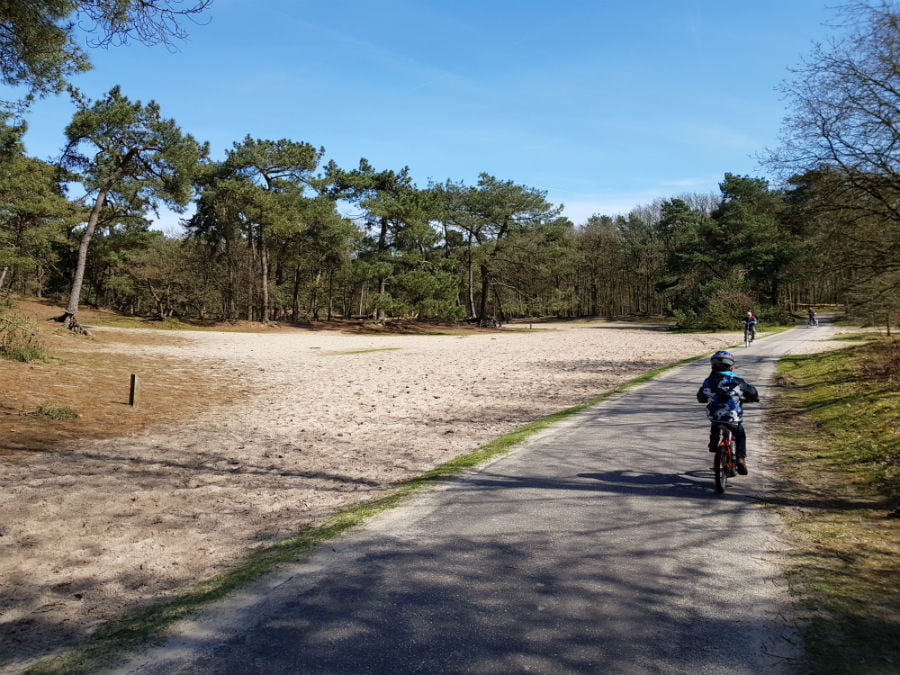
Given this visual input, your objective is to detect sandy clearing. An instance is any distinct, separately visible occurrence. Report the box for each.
[0,320,848,672]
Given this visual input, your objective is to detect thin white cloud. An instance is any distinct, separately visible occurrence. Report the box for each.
[693,124,760,150]
[659,176,720,188]
[262,6,478,95]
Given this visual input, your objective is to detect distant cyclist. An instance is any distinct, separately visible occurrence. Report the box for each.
[697,350,759,475]
[741,311,758,342]
[808,308,818,326]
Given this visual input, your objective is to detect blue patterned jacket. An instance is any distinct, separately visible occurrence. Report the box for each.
[696,370,759,424]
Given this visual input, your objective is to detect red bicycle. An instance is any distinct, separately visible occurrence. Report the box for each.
[712,423,737,494]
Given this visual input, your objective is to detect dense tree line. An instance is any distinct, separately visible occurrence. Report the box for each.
[2,1,898,331]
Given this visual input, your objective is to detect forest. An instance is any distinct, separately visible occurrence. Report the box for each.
[1,1,899,333]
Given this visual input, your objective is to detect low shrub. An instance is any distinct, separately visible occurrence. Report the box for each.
[38,403,79,421]
[755,304,792,326]
[673,287,758,331]
[0,310,48,362]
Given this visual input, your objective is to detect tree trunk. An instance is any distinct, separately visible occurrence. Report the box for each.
[223,238,237,322]
[467,231,476,318]
[62,186,111,335]
[377,216,388,321]
[259,224,270,323]
[327,268,334,321]
[492,285,506,324]
[145,280,166,321]
[377,275,386,320]
[312,270,321,320]
[247,232,256,321]
[478,262,491,325]
[770,277,781,308]
[476,219,510,325]
[291,265,301,322]
[359,281,366,317]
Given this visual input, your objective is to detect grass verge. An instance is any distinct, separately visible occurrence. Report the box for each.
[769,338,900,675]
[25,351,709,675]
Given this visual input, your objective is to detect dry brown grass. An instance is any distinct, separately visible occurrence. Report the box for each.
[1,299,242,456]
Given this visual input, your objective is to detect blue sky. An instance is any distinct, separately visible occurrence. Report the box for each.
[18,0,838,229]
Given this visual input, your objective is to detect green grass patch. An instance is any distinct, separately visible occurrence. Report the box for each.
[38,403,79,421]
[26,349,711,675]
[832,331,881,342]
[828,316,855,327]
[770,338,900,675]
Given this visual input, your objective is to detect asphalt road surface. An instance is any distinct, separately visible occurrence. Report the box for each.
[104,327,822,675]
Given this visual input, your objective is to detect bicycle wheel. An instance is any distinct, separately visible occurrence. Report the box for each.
[727,437,736,475]
[744,331,751,349]
[714,428,735,493]
[714,446,727,493]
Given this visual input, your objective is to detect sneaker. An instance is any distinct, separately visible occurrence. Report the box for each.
[736,457,748,475]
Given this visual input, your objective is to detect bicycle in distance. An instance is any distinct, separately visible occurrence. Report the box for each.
[742,311,757,348]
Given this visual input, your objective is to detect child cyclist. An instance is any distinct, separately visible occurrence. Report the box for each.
[697,350,759,475]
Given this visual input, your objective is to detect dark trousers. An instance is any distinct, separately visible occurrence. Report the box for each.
[709,423,747,457]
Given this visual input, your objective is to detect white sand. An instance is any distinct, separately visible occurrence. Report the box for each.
[1,321,846,671]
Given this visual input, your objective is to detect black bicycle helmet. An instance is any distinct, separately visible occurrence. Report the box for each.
[710,350,735,368]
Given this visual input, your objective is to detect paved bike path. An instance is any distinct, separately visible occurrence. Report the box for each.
[106,328,822,675]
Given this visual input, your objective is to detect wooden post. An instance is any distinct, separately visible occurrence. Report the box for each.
[129,374,139,407]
